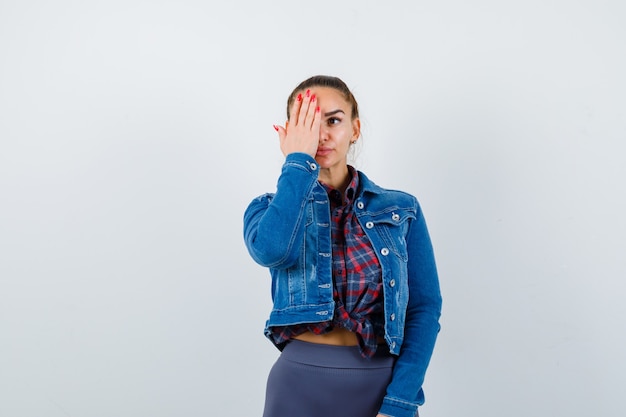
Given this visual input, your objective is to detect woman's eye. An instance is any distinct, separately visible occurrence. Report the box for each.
[327,117,341,126]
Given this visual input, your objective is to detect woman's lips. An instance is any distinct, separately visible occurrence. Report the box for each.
[316,147,332,156]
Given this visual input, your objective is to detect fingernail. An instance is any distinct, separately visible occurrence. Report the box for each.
[306,89,310,97]
[273,125,279,131]
[316,106,320,112]
[297,93,302,101]
[311,94,316,101]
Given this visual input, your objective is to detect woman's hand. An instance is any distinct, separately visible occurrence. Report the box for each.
[274,89,321,158]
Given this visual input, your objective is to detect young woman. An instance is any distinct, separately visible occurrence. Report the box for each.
[243,75,442,417]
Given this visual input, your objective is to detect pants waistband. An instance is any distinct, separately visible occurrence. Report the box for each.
[281,339,395,369]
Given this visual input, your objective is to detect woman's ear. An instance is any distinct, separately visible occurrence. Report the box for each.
[352,118,361,141]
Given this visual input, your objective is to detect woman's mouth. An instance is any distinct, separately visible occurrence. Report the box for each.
[316,147,332,156]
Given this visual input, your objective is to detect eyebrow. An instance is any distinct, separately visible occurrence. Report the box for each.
[323,109,345,117]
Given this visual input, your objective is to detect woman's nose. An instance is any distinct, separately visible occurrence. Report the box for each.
[319,125,329,142]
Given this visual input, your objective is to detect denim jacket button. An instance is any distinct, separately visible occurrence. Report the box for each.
[309,162,317,170]
[392,213,400,221]
[390,313,396,321]
[365,221,374,229]
[357,201,364,209]
[381,247,389,256]
[389,279,396,287]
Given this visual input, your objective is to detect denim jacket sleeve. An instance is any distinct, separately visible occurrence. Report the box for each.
[243,153,319,268]
[379,202,442,417]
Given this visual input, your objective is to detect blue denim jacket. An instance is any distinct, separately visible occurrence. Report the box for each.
[243,153,442,417]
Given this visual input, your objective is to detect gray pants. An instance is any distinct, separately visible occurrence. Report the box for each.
[262,340,399,417]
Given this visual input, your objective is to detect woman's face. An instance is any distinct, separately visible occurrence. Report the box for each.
[304,86,360,171]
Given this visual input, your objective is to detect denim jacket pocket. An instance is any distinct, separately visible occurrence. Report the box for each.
[368,209,415,261]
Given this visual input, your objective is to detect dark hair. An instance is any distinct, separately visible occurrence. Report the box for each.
[286,75,359,120]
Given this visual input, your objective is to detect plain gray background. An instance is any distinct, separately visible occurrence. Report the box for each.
[1,1,625,416]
